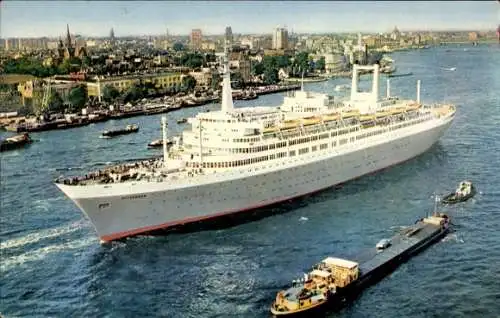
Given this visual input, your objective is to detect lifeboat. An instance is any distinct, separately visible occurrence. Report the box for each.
[281,120,299,130]
[323,113,340,122]
[263,126,279,133]
[302,117,321,126]
[389,106,407,115]
[359,114,375,122]
[341,110,360,119]
[376,111,391,118]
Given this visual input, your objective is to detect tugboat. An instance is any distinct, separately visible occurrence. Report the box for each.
[177,118,187,124]
[0,133,33,152]
[442,180,476,204]
[101,124,139,138]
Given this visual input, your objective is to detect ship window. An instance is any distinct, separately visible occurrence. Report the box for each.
[289,150,296,156]
[312,146,317,152]
[320,143,328,150]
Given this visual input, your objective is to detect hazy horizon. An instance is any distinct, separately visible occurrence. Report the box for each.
[1,1,499,38]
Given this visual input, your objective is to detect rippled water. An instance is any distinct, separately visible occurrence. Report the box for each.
[2,45,500,317]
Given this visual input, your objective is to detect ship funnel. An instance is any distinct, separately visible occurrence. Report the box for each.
[162,116,168,168]
[417,80,421,104]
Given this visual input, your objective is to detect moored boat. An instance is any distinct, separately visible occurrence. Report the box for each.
[0,133,33,152]
[101,124,139,138]
[177,118,188,124]
[441,180,476,204]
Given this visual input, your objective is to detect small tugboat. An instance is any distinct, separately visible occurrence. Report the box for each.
[441,180,476,204]
[177,118,187,124]
[0,133,33,152]
[101,124,139,138]
[147,138,173,149]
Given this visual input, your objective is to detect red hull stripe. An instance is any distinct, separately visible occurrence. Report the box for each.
[100,155,418,242]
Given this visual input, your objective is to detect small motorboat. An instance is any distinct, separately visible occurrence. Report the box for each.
[0,133,33,152]
[177,118,187,124]
[147,138,173,149]
[101,124,139,138]
[441,181,476,204]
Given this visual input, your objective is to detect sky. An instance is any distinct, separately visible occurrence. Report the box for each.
[1,1,499,38]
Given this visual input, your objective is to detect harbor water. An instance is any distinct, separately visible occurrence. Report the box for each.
[1,45,500,317]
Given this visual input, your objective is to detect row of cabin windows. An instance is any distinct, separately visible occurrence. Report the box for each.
[234,137,260,143]
[187,140,343,169]
[186,152,288,169]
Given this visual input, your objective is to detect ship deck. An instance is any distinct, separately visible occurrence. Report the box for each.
[356,220,443,276]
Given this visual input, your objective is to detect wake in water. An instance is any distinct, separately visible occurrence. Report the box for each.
[1,236,98,272]
[1,219,90,250]
[442,233,464,244]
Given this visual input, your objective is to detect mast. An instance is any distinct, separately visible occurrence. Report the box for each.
[199,120,203,170]
[162,116,168,168]
[416,80,421,104]
[220,40,234,113]
[386,79,391,98]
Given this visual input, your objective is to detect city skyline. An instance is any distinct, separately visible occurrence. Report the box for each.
[1,1,499,38]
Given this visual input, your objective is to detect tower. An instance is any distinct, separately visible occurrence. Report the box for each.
[110,27,116,45]
[225,26,233,46]
[65,24,75,58]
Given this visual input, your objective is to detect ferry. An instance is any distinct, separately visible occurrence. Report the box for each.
[54,39,456,243]
[271,212,450,316]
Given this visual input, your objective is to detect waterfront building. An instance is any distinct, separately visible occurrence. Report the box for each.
[86,72,183,101]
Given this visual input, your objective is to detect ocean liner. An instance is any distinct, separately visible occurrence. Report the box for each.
[55,46,456,242]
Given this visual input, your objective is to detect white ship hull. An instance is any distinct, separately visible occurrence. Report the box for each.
[57,115,453,242]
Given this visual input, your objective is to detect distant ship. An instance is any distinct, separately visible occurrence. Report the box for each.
[55,43,456,243]
[101,124,139,138]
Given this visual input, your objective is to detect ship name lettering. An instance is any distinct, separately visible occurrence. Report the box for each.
[121,194,147,200]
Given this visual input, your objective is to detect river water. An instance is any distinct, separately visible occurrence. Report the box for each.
[1,45,500,317]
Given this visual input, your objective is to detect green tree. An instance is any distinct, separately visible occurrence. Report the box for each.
[263,68,279,85]
[251,61,264,76]
[181,75,197,91]
[315,57,326,72]
[68,85,87,111]
[123,84,144,103]
[210,73,222,90]
[231,72,245,89]
[293,52,310,76]
[173,42,184,51]
[102,85,120,102]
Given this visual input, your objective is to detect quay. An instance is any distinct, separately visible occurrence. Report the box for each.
[2,84,300,133]
[271,212,450,316]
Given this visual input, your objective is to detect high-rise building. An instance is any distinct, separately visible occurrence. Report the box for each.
[225,26,233,45]
[190,29,203,50]
[110,27,116,45]
[272,26,288,50]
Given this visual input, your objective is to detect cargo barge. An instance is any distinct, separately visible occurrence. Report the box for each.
[271,212,450,316]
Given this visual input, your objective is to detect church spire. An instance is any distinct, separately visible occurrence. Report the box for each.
[66,24,72,48]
